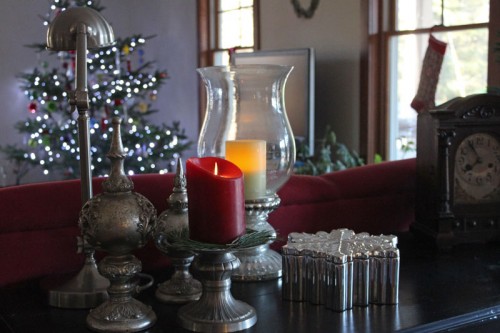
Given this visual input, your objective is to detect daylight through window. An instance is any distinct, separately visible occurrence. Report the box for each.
[388,0,489,160]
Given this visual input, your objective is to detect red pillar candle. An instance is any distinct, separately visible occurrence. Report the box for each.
[186,157,246,244]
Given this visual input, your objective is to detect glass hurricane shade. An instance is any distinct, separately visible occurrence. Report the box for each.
[197,64,296,197]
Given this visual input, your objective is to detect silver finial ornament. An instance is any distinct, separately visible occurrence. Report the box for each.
[79,117,157,332]
[154,158,202,303]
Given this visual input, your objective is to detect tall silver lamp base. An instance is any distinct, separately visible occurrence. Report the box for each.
[46,247,109,309]
[232,195,282,281]
[177,250,257,332]
[45,6,116,310]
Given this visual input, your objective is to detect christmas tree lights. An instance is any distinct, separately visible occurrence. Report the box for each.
[2,0,191,185]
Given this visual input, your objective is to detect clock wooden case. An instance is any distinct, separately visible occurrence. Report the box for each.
[413,93,500,249]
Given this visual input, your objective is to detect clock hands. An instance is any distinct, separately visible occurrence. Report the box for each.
[463,140,483,172]
[467,140,483,162]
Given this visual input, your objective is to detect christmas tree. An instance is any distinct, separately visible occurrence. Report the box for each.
[1,0,191,185]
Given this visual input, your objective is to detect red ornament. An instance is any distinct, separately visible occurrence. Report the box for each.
[101,118,108,132]
[114,98,122,107]
[68,51,76,72]
[29,102,37,114]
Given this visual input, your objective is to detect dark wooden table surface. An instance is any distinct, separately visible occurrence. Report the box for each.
[1,233,499,333]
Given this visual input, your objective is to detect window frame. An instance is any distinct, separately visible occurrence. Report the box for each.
[198,0,260,68]
[197,0,260,124]
[362,0,490,163]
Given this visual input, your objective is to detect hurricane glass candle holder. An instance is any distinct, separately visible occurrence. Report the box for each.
[197,64,296,280]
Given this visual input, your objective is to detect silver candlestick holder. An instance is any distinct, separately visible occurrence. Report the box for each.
[177,249,257,332]
[79,117,157,332]
[154,159,202,304]
[232,194,282,281]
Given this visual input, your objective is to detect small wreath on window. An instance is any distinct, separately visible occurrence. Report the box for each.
[291,0,320,19]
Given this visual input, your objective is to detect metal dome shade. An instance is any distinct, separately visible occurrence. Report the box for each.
[46,7,115,50]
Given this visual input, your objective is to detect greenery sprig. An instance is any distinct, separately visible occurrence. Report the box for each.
[158,228,276,252]
[294,125,364,175]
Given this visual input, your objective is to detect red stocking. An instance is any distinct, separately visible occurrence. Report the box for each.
[411,34,447,113]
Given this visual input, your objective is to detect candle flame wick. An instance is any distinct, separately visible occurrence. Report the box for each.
[214,162,218,175]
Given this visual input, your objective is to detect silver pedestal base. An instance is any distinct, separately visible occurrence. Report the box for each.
[155,252,202,304]
[232,244,282,281]
[178,296,257,333]
[156,278,202,303]
[177,250,257,332]
[46,254,109,309]
[155,255,202,303]
[87,298,156,333]
[234,195,282,281]
[86,255,156,333]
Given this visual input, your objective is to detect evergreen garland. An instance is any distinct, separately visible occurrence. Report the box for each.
[157,228,277,252]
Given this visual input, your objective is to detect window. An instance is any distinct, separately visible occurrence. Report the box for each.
[197,0,259,122]
[198,0,259,67]
[390,0,489,160]
[365,0,489,161]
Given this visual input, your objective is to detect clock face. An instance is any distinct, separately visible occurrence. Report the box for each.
[454,132,500,204]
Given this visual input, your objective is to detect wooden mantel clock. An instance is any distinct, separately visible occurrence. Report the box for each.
[412,93,500,249]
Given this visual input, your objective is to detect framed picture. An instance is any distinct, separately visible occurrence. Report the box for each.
[233,48,315,154]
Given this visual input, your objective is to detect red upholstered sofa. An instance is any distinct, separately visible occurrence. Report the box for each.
[0,158,416,287]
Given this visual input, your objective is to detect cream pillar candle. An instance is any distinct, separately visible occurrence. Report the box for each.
[225,140,266,200]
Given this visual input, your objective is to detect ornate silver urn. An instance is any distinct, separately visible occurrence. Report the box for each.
[154,158,202,303]
[79,117,157,332]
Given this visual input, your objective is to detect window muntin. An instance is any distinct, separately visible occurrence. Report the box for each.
[388,0,489,160]
[215,0,255,65]
[396,0,489,31]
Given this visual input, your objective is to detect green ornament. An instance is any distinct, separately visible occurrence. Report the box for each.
[47,101,57,112]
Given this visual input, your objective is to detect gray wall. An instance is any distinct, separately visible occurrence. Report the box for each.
[260,0,362,153]
[0,0,362,186]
